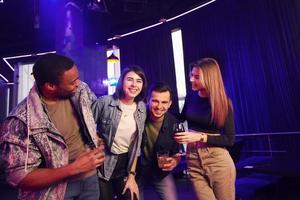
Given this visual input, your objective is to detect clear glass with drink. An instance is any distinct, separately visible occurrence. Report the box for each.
[157,150,169,168]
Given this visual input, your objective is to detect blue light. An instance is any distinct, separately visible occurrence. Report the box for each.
[103,78,118,86]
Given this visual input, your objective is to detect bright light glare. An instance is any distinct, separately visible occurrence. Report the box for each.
[103,78,118,86]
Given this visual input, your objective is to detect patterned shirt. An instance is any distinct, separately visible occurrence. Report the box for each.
[0,82,98,200]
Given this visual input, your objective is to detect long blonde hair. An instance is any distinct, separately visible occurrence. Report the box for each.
[191,58,231,127]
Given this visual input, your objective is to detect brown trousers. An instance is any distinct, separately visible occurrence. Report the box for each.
[187,143,236,200]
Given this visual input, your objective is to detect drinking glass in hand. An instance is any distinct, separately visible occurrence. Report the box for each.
[157,150,169,168]
[173,122,186,156]
[173,122,185,133]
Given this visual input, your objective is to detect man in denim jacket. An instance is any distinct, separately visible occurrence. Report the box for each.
[0,54,105,200]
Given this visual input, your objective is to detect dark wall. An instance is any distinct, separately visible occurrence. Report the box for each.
[115,0,300,134]
[180,0,300,133]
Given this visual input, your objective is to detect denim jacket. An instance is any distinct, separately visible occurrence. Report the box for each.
[92,95,146,180]
[0,82,98,200]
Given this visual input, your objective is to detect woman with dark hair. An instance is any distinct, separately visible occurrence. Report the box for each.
[92,66,147,200]
[174,58,236,200]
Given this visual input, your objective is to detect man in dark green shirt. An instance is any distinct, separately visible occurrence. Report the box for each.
[138,82,181,200]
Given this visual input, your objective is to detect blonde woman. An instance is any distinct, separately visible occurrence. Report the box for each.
[174,58,236,200]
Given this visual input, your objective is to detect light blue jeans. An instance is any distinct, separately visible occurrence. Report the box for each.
[64,174,100,200]
[139,173,178,200]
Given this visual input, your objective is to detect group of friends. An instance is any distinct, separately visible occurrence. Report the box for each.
[0,53,236,200]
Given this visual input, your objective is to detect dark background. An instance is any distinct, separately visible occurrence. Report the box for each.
[1,0,300,199]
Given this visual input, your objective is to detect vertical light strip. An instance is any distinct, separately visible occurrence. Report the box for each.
[106,47,121,95]
[171,29,186,112]
[106,50,114,76]
[17,64,34,103]
[6,87,10,116]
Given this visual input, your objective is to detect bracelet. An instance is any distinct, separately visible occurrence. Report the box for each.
[129,171,136,176]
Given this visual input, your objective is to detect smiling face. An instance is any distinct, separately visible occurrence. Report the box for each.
[189,66,206,92]
[122,71,143,102]
[148,90,172,121]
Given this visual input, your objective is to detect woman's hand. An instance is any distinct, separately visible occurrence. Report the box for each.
[122,174,139,200]
[174,132,203,144]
